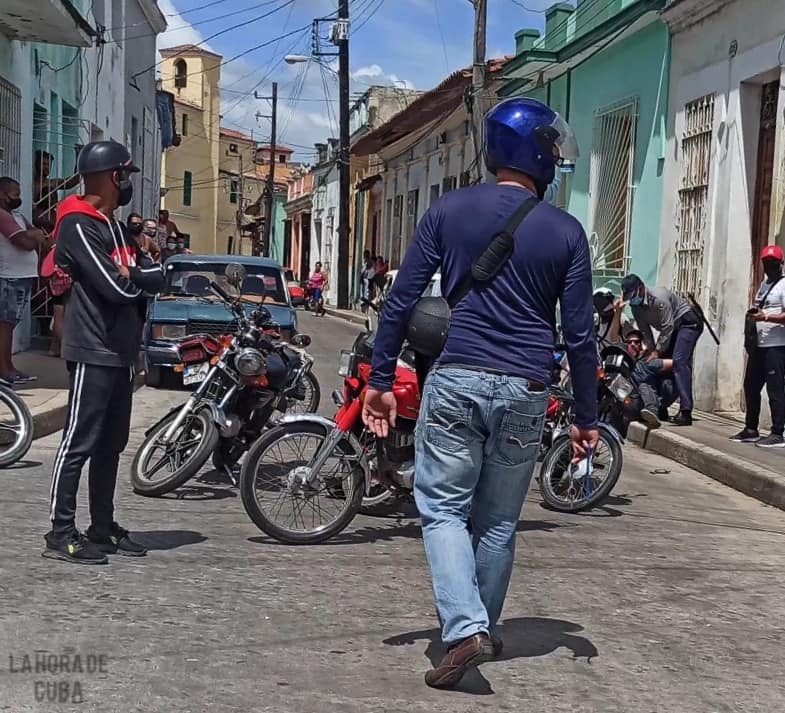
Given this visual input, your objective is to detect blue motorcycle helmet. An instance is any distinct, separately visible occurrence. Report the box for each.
[483,97,579,198]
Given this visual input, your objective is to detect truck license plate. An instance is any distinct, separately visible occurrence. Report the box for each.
[182,362,210,385]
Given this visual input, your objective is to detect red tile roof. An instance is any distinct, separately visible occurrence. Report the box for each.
[352,58,511,156]
[220,127,254,142]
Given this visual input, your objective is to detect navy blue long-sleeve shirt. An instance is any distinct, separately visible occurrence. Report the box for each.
[369,183,598,428]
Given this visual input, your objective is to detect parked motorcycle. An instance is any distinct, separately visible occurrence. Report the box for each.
[238,300,626,545]
[536,344,631,512]
[131,263,317,497]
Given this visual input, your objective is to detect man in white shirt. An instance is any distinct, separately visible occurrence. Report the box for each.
[0,177,49,382]
[732,245,785,448]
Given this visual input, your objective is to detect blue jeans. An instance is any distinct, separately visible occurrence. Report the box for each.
[414,367,547,645]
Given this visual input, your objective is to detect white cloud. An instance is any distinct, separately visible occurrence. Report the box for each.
[153,2,415,159]
[156,0,214,54]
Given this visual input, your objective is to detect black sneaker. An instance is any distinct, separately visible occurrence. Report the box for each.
[671,411,693,427]
[730,428,760,443]
[756,434,785,449]
[43,531,108,565]
[490,634,503,658]
[87,524,148,557]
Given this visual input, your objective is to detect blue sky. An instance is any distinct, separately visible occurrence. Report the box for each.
[158,0,558,159]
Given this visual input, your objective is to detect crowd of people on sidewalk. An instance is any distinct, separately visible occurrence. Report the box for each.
[0,150,194,382]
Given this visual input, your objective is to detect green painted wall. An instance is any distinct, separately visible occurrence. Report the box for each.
[518,20,669,295]
[567,21,669,293]
[269,193,287,265]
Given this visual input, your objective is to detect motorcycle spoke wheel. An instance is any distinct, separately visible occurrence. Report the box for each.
[240,423,364,544]
[286,372,320,415]
[131,409,220,496]
[0,386,33,467]
[539,434,620,512]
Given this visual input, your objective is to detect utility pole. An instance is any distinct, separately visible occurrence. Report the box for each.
[471,0,487,182]
[235,150,244,254]
[336,0,351,310]
[263,81,278,258]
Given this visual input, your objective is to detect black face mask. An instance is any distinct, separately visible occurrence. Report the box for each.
[4,197,22,211]
[143,228,157,238]
[764,262,783,281]
[128,223,143,236]
[114,173,133,207]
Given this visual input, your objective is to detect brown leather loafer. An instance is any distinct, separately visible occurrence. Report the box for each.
[424,633,493,689]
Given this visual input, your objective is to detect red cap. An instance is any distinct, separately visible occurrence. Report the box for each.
[761,245,784,262]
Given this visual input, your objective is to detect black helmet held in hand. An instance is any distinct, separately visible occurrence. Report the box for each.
[406,296,452,357]
[77,141,140,176]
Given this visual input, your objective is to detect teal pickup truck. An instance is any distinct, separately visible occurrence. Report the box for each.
[143,254,298,386]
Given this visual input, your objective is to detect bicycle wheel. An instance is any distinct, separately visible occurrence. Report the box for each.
[0,385,34,468]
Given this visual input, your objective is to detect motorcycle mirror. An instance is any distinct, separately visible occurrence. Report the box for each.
[291,334,311,348]
[225,263,247,289]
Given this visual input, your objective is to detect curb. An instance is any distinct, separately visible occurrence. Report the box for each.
[31,372,147,441]
[628,422,785,510]
[324,308,367,326]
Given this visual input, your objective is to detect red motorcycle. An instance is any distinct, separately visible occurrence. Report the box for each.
[239,306,622,545]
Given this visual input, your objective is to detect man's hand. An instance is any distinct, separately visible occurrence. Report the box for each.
[752,311,768,322]
[117,264,130,279]
[646,350,659,362]
[362,388,397,438]
[570,425,600,464]
[613,297,626,313]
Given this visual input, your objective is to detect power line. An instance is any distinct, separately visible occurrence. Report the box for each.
[352,0,385,34]
[432,0,450,75]
[508,0,549,11]
[133,0,297,79]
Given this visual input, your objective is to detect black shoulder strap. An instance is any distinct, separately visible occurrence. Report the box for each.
[447,196,540,309]
[758,276,783,307]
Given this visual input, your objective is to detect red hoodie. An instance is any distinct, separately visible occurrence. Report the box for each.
[41,195,138,278]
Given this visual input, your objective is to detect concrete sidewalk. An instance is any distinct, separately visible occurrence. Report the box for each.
[628,411,785,510]
[324,306,367,326]
[11,351,144,440]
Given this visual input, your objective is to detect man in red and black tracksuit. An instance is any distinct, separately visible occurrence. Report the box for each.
[43,141,165,565]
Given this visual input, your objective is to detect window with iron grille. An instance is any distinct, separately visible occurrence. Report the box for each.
[674,94,714,297]
[0,78,21,180]
[588,100,637,274]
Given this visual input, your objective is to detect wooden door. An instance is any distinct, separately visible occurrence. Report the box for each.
[750,81,779,293]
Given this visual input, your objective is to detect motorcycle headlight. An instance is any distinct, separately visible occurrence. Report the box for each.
[338,350,353,377]
[608,374,633,401]
[236,347,266,376]
[151,323,187,340]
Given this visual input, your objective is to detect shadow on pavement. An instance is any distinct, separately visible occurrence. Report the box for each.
[1,459,43,470]
[132,529,207,550]
[384,616,598,695]
[159,485,237,500]
[248,518,563,547]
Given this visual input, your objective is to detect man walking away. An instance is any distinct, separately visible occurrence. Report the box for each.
[0,177,50,383]
[362,98,598,688]
[44,141,165,565]
[731,245,785,447]
[622,274,703,426]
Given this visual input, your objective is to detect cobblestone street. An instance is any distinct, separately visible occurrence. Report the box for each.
[1,312,784,712]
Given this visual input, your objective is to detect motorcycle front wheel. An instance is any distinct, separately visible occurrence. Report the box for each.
[131,408,219,496]
[538,430,622,512]
[239,422,364,544]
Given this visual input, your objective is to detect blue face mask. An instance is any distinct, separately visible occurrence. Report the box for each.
[629,295,644,307]
[543,170,563,205]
